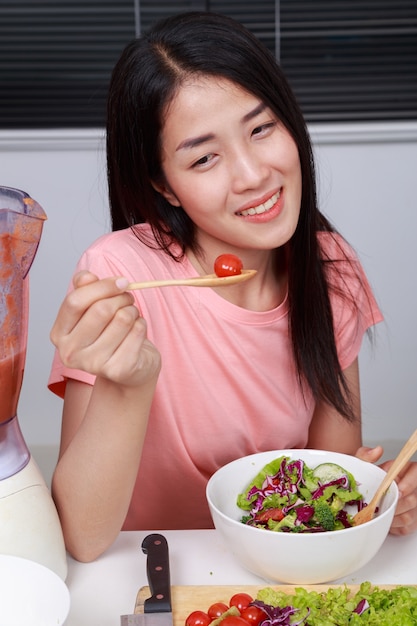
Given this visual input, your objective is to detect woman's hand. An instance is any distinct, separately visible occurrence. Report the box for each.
[355,446,417,535]
[50,270,161,387]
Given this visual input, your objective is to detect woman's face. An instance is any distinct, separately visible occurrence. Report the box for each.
[156,76,302,261]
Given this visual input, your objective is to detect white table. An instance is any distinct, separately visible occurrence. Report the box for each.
[65,529,417,625]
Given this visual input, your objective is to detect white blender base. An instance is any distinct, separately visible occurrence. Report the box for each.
[0,456,67,579]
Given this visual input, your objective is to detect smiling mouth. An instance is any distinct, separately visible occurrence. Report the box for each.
[236,189,282,217]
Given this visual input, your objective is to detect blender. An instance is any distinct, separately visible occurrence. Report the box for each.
[0,186,67,579]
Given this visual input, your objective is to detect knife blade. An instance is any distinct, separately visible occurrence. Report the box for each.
[121,534,172,626]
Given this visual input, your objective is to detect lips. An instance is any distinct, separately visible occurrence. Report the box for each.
[236,189,281,217]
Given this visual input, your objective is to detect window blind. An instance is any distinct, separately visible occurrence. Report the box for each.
[0,0,136,128]
[138,1,277,55]
[280,0,417,122]
[0,0,415,129]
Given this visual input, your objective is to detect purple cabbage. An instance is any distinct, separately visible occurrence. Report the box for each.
[252,600,309,626]
[246,459,305,516]
[353,598,370,615]
[311,475,349,499]
[295,505,314,524]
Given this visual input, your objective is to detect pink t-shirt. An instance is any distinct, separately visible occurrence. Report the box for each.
[48,225,383,530]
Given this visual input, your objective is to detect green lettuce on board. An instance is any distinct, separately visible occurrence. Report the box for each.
[256,582,417,625]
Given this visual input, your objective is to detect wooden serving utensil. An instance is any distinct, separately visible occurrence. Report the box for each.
[353,427,417,526]
[127,269,257,290]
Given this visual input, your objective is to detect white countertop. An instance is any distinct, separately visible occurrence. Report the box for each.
[65,529,417,626]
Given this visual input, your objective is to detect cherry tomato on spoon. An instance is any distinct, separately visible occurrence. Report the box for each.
[214,254,243,277]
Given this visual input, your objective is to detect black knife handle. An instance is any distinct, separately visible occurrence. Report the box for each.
[142,534,172,613]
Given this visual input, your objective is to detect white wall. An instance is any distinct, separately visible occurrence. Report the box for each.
[0,123,416,456]
[310,123,417,447]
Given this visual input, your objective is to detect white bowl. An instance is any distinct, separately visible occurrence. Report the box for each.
[206,449,398,584]
[0,554,70,625]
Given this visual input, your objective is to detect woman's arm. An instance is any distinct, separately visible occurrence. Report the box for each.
[307,358,362,454]
[50,271,161,562]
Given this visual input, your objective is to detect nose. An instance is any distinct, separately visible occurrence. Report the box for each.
[229,144,268,193]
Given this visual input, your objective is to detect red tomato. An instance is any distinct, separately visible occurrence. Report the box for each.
[240,606,266,626]
[185,611,211,626]
[229,593,253,612]
[221,617,251,626]
[214,254,243,277]
[253,508,284,523]
[207,602,229,619]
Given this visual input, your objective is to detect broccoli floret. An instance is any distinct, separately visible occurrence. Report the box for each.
[314,500,336,531]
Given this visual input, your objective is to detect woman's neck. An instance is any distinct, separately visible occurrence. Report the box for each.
[186,247,288,312]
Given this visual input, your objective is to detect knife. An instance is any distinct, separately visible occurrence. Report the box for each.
[121,533,173,626]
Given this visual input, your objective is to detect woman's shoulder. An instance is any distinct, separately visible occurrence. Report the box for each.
[85,223,154,253]
[318,230,382,324]
[317,230,367,293]
[83,224,172,262]
[78,224,186,280]
[317,230,358,262]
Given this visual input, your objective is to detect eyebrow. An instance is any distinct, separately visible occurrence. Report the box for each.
[175,101,267,152]
[242,101,267,123]
[176,133,215,152]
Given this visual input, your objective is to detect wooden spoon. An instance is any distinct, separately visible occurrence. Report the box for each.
[353,427,417,526]
[127,269,257,290]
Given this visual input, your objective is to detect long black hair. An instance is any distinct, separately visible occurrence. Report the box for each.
[106,11,357,420]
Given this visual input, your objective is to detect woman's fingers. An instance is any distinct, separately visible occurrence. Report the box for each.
[380,459,417,535]
[355,447,417,536]
[354,445,384,464]
[60,299,141,371]
[49,272,161,384]
[51,273,133,342]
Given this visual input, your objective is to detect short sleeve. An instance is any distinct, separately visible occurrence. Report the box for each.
[319,232,383,370]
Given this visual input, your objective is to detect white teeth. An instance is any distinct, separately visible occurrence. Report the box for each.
[238,190,281,217]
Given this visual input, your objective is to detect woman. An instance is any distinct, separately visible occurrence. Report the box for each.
[49,12,417,562]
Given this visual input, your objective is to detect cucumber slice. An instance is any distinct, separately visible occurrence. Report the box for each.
[313,462,348,483]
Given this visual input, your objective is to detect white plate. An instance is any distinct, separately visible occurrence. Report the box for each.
[0,554,70,625]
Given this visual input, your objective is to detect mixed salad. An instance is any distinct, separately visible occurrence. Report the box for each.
[237,456,367,532]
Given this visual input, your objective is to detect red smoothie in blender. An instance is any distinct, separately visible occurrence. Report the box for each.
[0,231,27,423]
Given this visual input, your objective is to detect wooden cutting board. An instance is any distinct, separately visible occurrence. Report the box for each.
[133,584,417,625]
